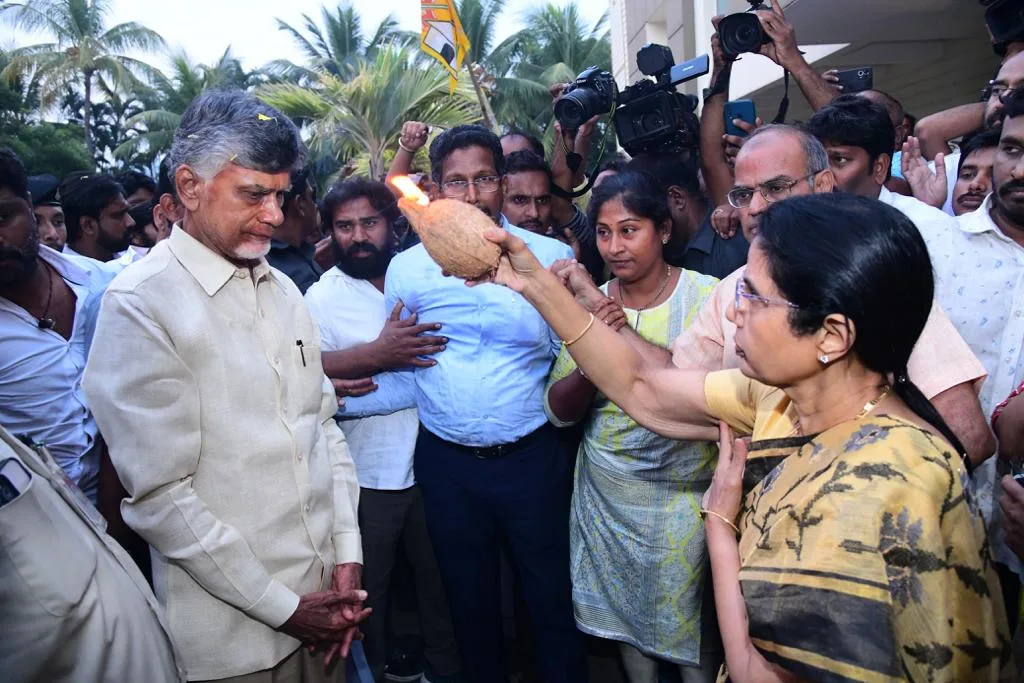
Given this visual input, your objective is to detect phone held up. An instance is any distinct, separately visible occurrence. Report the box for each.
[724,99,757,138]
[834,67,874,94]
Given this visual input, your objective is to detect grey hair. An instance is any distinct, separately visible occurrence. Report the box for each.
[169,90,307,182]
[745,124,829,175]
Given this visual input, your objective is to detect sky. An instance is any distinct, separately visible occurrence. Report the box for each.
[3,0,609,73]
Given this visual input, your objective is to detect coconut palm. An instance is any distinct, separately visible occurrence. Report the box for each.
[113,47,257,162]
[266,2,413,84]
[0,0,165,163]
[259,44,481,179]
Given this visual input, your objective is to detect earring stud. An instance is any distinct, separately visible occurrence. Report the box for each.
[819,354,829,365]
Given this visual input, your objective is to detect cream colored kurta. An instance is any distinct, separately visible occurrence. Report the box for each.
[0,425,184,682]
[83,227,361,680]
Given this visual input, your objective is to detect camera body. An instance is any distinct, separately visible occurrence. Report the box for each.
[984,0,1024,56]
[718,0,772,58]
[553,44,709,157]
[553,67,617,131]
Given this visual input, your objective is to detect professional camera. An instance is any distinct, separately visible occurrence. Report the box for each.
[553,44,709,157]
[983,0,1024,56]
[718,0,771,58]
[553,67,617,131]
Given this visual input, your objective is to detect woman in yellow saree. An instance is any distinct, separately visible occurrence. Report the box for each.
[461,192,1012,681]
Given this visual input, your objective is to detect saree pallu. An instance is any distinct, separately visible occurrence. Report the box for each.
[732,416,1012,682]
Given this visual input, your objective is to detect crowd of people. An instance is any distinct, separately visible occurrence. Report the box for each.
[6,0,1024,682]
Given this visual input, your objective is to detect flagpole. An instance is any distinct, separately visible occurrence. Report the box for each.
[467,63,499,133]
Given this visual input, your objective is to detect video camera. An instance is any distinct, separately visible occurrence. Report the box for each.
[983,0,1024,56]
[718,0,772,58]
[553,44,709,157]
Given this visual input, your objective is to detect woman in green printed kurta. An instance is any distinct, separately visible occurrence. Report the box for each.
[544,172,723,682]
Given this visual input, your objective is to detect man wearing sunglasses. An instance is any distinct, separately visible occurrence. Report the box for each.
[341,124,585,683]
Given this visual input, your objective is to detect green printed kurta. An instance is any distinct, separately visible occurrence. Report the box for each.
[544,271,719,664]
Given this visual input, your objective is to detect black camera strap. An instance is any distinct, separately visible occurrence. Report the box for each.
[773,69,791,124]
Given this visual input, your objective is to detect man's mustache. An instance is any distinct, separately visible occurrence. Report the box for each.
[999,181,1024,197]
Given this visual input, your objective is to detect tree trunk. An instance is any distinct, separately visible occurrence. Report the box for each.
[82,69,96,167]
[468,64,498,132]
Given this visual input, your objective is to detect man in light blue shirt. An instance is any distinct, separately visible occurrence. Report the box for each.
[342,125,586,682]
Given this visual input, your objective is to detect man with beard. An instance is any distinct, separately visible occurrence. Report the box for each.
[304,178,460,683]
[804,95,960,241]
[922,90,1024,608]
[28,174,67,251]
[59,171,135,264]
[952,129,1000,216]
[0,148,111,503]
[343,124,585,683]
[267,165,324,294]
[83,91,368,682]
[913,51,1024,213]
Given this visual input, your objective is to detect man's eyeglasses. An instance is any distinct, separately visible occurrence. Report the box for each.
[983,81,1019,102]
[334,216,383,234]
[440,175,502,198]
[726,172,819,209]
[734,276,800,311]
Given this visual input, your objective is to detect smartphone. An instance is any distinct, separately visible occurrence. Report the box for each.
[724,100,757,138]
[834,67,874,94]
[0,457,31,508]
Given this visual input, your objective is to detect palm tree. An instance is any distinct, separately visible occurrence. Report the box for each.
[113,47,257,162]
[258,44,481,179]
[0,0,165,163]
[266,2,412,84]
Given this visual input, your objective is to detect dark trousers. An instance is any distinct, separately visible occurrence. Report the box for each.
[414,424,587,683]
[359,486,461,682]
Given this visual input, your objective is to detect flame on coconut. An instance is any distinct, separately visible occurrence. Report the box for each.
[390,176,430,206]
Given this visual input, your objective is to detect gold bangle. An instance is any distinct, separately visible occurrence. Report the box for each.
[700,508,740,535]
[564,313,595,347]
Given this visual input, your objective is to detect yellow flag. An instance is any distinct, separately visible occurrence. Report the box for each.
[420,0,472,94]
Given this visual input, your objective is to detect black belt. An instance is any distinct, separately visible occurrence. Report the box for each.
[419,424,549,459]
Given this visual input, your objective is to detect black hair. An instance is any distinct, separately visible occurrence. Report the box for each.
[958,128,1002,175]
[157,156,177,199]
[0,147,29,200]
[114,169,156,198]
[504,150,553,185]
[757,192,968,459]
[501,128,545,157]
[804,95,895,169]
[596,153,630,178]
[321,177,400,229]
[586,170,672,236]
[429,124,505,184]
[625,153,702,198]
[283,164,317,214]
[58,171,125,242]
[862,89,904,127]
[129,199,156,230]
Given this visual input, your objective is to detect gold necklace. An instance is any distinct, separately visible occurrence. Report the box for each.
[792,385,891,436]
[617,265,672,328]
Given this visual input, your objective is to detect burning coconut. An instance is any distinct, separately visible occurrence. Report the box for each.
[390,176,502,279]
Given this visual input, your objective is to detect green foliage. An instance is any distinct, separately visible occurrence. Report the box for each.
[0,120,91,176]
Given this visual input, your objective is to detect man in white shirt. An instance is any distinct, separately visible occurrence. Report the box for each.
[305,178,459,683]
[0,148,109,504]
[804,95,962,242]
[59,170,135,264]
[83,91,368,682]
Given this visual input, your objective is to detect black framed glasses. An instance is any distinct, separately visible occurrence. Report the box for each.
[440,176,502,198]
[726,172,819,209]
[982,81,1019,102]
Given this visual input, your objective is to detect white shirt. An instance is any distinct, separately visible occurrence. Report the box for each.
[928,149,961,216]
[878,186,962,242]
[305,267,418,490]
[83,228,361,679]
[0,246,109,500]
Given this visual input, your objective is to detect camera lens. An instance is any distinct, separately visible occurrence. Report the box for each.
[718,13,767,57]
[555,89,600,130]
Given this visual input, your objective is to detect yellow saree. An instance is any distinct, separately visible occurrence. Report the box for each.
[705,370,1012,682]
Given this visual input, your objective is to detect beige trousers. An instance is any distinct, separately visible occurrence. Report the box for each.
[215,648,346,683]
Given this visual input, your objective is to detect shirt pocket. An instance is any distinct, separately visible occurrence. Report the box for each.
[0,474,98,616]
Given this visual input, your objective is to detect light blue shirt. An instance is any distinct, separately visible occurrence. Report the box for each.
[340,220,573,447]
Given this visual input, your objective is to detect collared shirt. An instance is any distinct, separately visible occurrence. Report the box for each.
[667,209,749,280]
[878,186,962,241]
[82,227,361,680]
[305,267,418,490]
[63,244,125,282]
[0,246,109,501]
[267,238,323,294]
[341,219,574,447]
[670,268,986,401]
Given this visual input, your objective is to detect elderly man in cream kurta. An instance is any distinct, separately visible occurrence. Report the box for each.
[83,91,366,682]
